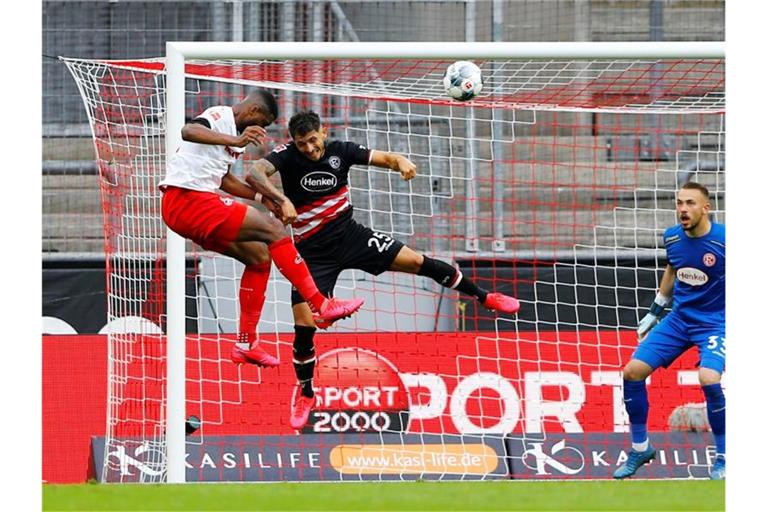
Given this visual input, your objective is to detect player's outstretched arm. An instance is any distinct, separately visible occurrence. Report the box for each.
[181,122,266,148]
[220,170,258,200]
[219,171,282,218]
[369,150,417,181]
[245,159,297,224]
[637,264,675,339]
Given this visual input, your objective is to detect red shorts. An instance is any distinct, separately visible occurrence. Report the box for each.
[161,186,248,253]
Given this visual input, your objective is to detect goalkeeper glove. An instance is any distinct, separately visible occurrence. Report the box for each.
[637,293,670,339]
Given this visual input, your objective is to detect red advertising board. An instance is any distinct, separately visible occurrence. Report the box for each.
[42,335,108,484]
[43,332,706,483]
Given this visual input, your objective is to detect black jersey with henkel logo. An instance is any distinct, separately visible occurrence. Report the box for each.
[265,140,371,240]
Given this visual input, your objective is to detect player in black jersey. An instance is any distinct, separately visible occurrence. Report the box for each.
[245,111,521,429]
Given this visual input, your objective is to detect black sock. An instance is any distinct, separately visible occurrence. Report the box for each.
[293,325,317,398]
[418,256,488,303]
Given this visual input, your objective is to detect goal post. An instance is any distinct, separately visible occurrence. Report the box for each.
[65,40,724,484]
[164,43,187,484]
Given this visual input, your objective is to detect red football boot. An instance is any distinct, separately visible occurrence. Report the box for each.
[313,297,364,324]
[289,394,317,430]
[230,344,280,367]
[484,292,521,315]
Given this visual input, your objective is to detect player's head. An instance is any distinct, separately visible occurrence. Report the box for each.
[233,89,278,130]
[676,181,711,233]
[288,111,327,161]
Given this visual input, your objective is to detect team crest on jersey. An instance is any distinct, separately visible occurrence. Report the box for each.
[328,156,341,170]
[703,252,717,267]
[219,196,234,206]
[301,171,338,192]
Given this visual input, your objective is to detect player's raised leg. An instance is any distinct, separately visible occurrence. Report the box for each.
[613,358,656,479]
[390,246,520,315]
[235,206,364,324]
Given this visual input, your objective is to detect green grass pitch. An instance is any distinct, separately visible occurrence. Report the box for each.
[43,480,724,511]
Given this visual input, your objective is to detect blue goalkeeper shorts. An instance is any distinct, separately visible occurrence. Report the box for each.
[632,310,725,374]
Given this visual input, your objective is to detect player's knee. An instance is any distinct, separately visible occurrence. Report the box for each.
[400,251,425,274]
[413,253,426,271]
[262,216,289,243]
[403,253,423,273]
[622,361,651,381]
[698,368,721,386]
[622,366,640,381]
[242,247,271,267]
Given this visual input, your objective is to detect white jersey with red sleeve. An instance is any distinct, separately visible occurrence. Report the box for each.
[159,106,245,192]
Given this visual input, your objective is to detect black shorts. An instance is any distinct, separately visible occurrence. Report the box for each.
[290,218,405,305]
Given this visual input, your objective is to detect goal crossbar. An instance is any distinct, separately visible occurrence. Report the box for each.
[166,41,724,60]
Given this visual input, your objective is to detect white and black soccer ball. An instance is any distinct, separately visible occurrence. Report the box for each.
[443,60,483,101]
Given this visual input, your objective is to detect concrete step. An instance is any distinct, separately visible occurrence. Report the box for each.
[43,131,720,165]
[43,188,102,213]
[43,213,104,239]
[590,5,724,42]
[43,238,105,254]
[413,161,691,189]
[42,138,96,161]
[42,174,101,188]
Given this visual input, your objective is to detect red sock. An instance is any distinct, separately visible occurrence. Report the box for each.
[239,262,271,344]
[268,237,325,311]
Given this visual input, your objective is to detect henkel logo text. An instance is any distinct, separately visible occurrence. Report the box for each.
[676,267,709,286]
[305,348,410,434]
[301,172,337,192]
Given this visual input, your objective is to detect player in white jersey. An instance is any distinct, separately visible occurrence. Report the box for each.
[159,91,364,368]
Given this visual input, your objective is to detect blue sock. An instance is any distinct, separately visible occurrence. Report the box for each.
[702,383,726,455]
[623,379,649,445]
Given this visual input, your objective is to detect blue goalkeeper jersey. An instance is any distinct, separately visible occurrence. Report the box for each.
[663,221,725,325]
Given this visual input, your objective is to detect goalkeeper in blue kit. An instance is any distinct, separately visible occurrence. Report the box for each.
[614,182,725,480]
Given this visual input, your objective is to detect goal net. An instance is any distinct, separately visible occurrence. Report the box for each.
[64,44,724,482]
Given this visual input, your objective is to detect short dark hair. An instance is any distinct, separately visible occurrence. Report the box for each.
[255,89,279,121]
[289,111,321,138]
[680,181,710,200]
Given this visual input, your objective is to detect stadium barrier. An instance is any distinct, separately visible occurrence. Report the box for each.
[43,332,710,483]
[89,431,715,481]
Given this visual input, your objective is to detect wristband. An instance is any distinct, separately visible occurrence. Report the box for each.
[648,292,670,316]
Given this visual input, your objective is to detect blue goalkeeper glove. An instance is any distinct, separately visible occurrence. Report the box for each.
[637,293,670,339]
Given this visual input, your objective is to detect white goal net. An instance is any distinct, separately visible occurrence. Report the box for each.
[64,43,724,482]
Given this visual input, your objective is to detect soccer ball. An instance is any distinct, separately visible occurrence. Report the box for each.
[443,60,483,101]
